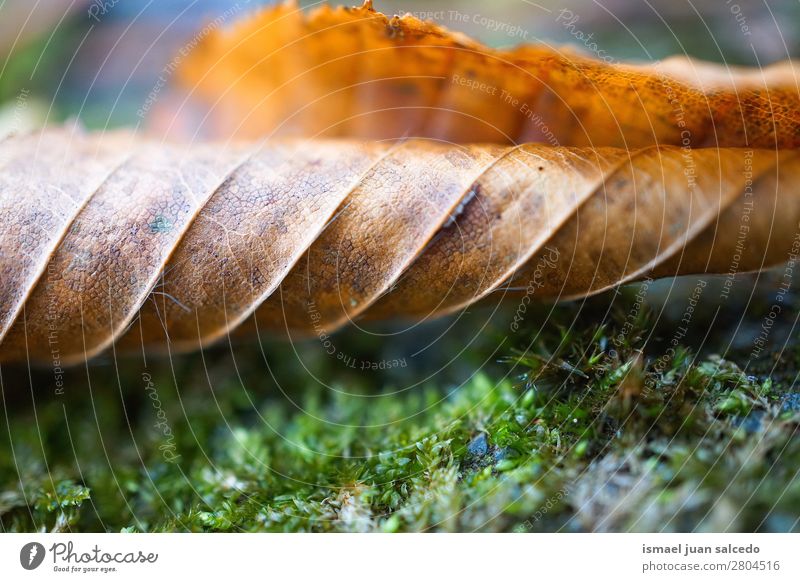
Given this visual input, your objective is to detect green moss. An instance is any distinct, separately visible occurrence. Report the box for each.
[1,278,799,532]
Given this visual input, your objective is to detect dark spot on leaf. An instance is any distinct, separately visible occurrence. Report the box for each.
[149,215,173,234]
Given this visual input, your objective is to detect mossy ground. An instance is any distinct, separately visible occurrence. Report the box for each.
[2,274,799,532]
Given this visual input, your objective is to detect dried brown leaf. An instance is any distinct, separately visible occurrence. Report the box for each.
[1,2,798,363]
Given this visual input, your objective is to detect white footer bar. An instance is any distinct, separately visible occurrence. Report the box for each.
[1,533,797,581]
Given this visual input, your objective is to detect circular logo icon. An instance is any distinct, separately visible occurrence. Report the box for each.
[20,542,46,570]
